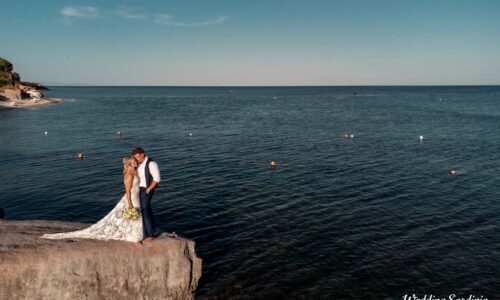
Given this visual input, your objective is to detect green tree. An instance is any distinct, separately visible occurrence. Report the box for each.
[0,57,13,72]
[12,72,20,83]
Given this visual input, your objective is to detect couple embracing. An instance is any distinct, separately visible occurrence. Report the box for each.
[43,147,161,246]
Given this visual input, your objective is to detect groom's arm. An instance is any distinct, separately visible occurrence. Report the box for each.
[146,162,161,194]
[146,181,158,194]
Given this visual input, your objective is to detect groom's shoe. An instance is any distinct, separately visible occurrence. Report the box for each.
[143,237,155,244]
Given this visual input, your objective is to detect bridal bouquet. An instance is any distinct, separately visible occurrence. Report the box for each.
[123,208,141,221]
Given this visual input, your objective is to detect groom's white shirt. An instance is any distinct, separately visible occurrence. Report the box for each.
[138,156,161,188]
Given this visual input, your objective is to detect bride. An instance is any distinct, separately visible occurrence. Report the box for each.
[42,156,144,246]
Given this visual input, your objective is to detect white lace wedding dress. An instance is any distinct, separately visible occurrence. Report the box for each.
[42,176,144,243]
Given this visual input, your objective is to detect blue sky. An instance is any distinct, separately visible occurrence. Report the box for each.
[1,0,499,85]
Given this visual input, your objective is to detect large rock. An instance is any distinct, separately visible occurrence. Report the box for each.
[25,89,42,99]
[0,87,22,100]
[0,220,202,300]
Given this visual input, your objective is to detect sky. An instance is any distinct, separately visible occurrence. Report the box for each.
[1,0,499,86]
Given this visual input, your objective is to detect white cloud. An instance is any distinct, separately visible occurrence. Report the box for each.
[61,6,99,19]
[115,6,147,20]
[155,14,174,24]
[59,5,228,27]
[155,14,229,27]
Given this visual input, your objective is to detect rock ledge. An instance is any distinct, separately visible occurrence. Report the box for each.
[0,220,202,300]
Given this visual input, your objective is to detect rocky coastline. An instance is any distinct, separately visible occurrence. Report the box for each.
[0,85,63,109]
[0,220,202,299]
[0,57,62,109]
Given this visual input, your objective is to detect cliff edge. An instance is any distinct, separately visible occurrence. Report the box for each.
[0,220,202,300]
[0,57,61,109]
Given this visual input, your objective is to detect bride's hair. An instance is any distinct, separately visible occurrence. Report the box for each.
[123,155,137,176]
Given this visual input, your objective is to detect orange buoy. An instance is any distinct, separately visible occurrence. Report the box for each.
[270,160,276,169]
[450,169,457,176]
[78,153,84,160]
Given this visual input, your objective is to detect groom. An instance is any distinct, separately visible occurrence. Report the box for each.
[132,147,161,244]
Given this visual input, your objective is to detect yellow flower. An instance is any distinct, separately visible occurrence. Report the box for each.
[123,208,141,221]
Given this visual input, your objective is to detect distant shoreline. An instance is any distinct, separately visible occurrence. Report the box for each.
[43,84,500,88]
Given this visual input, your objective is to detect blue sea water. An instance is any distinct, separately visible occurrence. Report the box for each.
[0,86,499,299]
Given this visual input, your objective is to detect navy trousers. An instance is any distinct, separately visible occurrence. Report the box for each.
[140,188,156,238]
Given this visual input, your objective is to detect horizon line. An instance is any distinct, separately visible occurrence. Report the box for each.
[45,84,500,88]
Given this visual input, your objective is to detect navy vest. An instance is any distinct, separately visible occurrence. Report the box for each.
[145,158,155,187]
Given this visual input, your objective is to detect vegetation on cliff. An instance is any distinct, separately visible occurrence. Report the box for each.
[0,57,13,72]
[0,57,47,90]
[0,57,15,87]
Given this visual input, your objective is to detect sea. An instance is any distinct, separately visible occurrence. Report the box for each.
[0,86,499,299]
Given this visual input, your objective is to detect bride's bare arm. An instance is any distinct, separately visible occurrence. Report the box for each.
[124,173,134,209]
